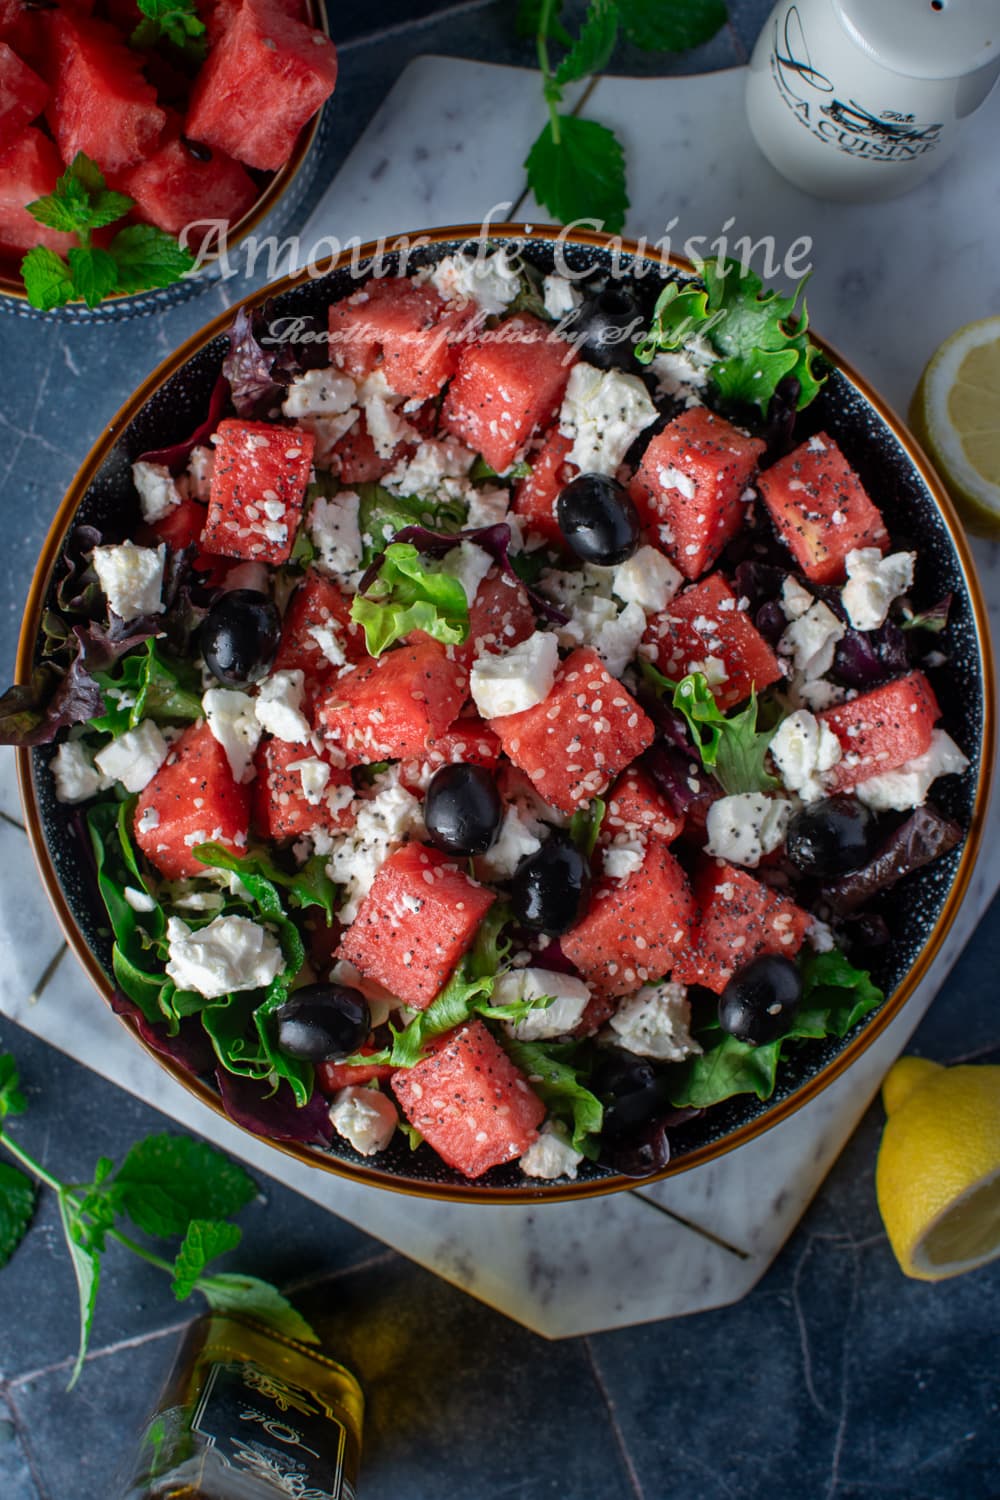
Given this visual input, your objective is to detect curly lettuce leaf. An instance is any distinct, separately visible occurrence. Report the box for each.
[355,482,468,566]
[671,673,779,795]
[502,1038,603,1155]
[91,638,202,737]
[350,541,469,656]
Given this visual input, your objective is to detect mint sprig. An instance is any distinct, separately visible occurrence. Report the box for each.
[22,152,195,311]
[132,0,207,59]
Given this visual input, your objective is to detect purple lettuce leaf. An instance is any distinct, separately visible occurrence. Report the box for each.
[642,742,720,817]
[110,991,217,1077]
[216,1068,335,1147]
[831,621,910,689]
[221,307,286,419]
[55,524,104,618]
[137,370,230,473]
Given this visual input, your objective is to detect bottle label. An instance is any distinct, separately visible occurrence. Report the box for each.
[191,1359,353,1498]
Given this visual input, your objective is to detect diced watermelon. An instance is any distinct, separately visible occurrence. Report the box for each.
[134,722,250,881]
[203,0,309,45]
[628,407,765,580]
[316,1047,395,1093]
[251,736,353,841]
[272,569,367,681]
[672,860,811,994]
[490,646,655,814]
[327,277,470,401]
[757,432,889,584]
[148,494,206,553]
[327,413,407,484]
[397,719,501,795]
[643,572,783,712]
[512,426,576,543]
[0,42,47,154]
[202,420,315,565]
[562,839,696,996]
[602,766,684,846]
[0,127,75,255]
[457,568,537,668]
[819,670,940,793]
[186,0,337,172]
[41,12,166,174]
[338,843,495,1009]
[114,132,257,238]
[391,1019,544,1177]
[441,315,578,473]
[317,641,468,766]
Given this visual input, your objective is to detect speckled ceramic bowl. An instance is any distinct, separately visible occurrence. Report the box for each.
[15,226,995,1202]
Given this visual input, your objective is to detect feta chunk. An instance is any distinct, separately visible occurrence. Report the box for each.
[254,670,311,745]
[310,490,363,577]
[854,729,969,812]
[542,273,582,320]
[203,688,261,783]
[324,768,424,922]
[607,981,701,1062]
[131,461,181,524]
[165,914,285,999]
[295,411,359,468]
[495,967,591,1041]
[51,739,105,803]
[769,709,842,803]
[612,545,682,615]
[306,622,347,668]
[364,394,417,459]
[465,484,510,529]
[281,367,356,419]
[558,363,658,475]
[780,575,814,621]
[779,599,844,680]
[94,720,168,793]
[285,756,330,805]
[648,335,714,398]
[383,437,476,500]
[430,251,521,316]
[470,631,559,719]
[124,886,157,913]
[475,805,542,881]
[328,1086,398,1156]
[705,793,792,868]
[519,1122,584,1181]
[438,541,493,607]
[184,444,214,502]
[92,542,165,622]
[558,597,645,678]
[841,548,915,632]
[602,838,645,882]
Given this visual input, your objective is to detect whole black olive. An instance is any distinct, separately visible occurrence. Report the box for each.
[718,954,803,1045]
[275,983,370,1062]
[786,795,874,877]
[424,763,503,856]
[573,285,645,369]
[556,473,640,565]
[200,589,280,686]
[509,836,590,933]
[591,1048,673,1141]
[603,1118,672,1177]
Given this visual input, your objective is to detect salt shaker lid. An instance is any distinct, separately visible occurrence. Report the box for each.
[838,0,1000,82]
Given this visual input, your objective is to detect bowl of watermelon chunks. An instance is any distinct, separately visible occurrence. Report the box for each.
[8,225,994,1201]
[0,0,334,317]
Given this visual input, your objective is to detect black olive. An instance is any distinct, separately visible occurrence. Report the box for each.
[591,1048,673,1141]
[573,285,645,369]
[275,983,370,1062]
[509,836,590,933]
[424,763,503,856]
[603,1118,672,1178]
[556,473,640,565]
[200,589,280,686]
[718,954,803,1045]
[786,795,874,877]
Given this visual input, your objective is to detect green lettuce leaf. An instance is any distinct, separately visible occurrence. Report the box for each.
[350,542,469,656]
[671,673,779,795]
[193,841,336,923]
[355,482,467,565]
[91,639,202,738]
[569,796,606,858]
[502,1038,603,1154]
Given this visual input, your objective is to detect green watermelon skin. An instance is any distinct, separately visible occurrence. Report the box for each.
[0,127,75,254]
[42,11,166,175]
[0,41,47,153]
[185,0,337,172]
[115,133,258,237]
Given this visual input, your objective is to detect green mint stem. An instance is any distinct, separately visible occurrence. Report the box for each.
[537,0,562,146]
[0,1128,64,1195]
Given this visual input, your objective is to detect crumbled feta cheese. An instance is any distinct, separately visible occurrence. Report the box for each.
[558,597,646,678]
[307,622,347,668]
[495,967,591,1041]
[254,670,311,744]
[705,793,791,868]
[475,805,542,881]
[607,981,701,1062]
[780,575,814,621]
[165,914,284,999]
[295,410,360,468]
[438,541,493,607]
[285,755,330,805]
[132,461,181,524]
[558,363,658,475]
[382,437,476,499]
[465,484,510,529]
[310,491,363,576]
[648,335,714,398]
[51,739,105,803]
[657,464,696,501]
[92,542,165,622]
[790,676,848,713]
[612,545,682,615]
[854,729,969,812]
[779,599,845,680]
[281,367,356,419]
[519,1122,584,1181]
[602,838,646,882]
[807,917,836,953]
[137,805,159,834]
[324,769,424,922]
[430,251,521,316]
[203,688,261,783]
[364,394,417,459]
[542,273,582,320]
[769,709,842,802]
[124,886,157,913]
[170,889,224,913]
[94,720,168,793]
[841,549,915,632]
[184,444,214,502]
[470,631,559,719]
[328,1086,398,1156]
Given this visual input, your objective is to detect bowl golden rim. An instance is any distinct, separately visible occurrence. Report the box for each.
[0,0,331,306]
[15,221,997,1205]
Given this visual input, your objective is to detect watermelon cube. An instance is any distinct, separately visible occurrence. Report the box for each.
[643,572,783,712]
[512,425,577,543]
[628,407,765,580]
[338,843,496,1009]
[561,839,696,997]
[328,277,471,401]
[397,718,501,795]
[391,1019,545,1177]
[272,569,367,681]
[672,860,811,994]
[185,0,337,172]
[327,412,409,484]
[316,1048,395,1094]
[602,766,684,846]
[202,420,315,565]
[0,42,47,154]
[41,12,166,174]
[757,432,889,584]
[441,315,578,473]
[133,723,251,881]
[489,647,655,814]
[251,736,353,842]
[819,670,940,793]
[0,127,75,254]
[455,568,537,669]
[317,641,468,766]
[115,132,258,238]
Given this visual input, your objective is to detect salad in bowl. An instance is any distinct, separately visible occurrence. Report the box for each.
[5,228,991,1197]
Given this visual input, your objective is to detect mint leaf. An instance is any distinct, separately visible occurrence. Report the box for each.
[525,113,628,233]
[58,1192,101,1390]
[27,153,132,237]
[171,1218,242,1300]
[671,673,779,795]
[555,0,619,85]
[351,541,469,656]
[116,1133,257,1238]
[198,1273,320,1345]
[517,0,573,45]
[67,246,119,309]
[569,796,606,858]
[21,246,74,311]
[502,1038,603,1153]
[109,224,195,294]
[619,0,727,51]
[0,1162,35,1268]
[0,1054,27,1120]
[133,0,206,57]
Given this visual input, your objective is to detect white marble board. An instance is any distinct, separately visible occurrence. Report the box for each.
[1,60,997,1339]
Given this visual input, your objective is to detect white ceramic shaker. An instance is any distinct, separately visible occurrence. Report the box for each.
[746,0,1000,201]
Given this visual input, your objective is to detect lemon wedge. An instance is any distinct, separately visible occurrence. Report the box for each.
[876,1056,1000,1281]
[910,315,1000,537]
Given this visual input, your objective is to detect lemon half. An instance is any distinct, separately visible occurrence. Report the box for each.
[876,1057,1000,1281]
[910,315,1000,537]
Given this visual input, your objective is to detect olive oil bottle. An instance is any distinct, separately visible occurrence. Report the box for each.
[120,1313,363,1499]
